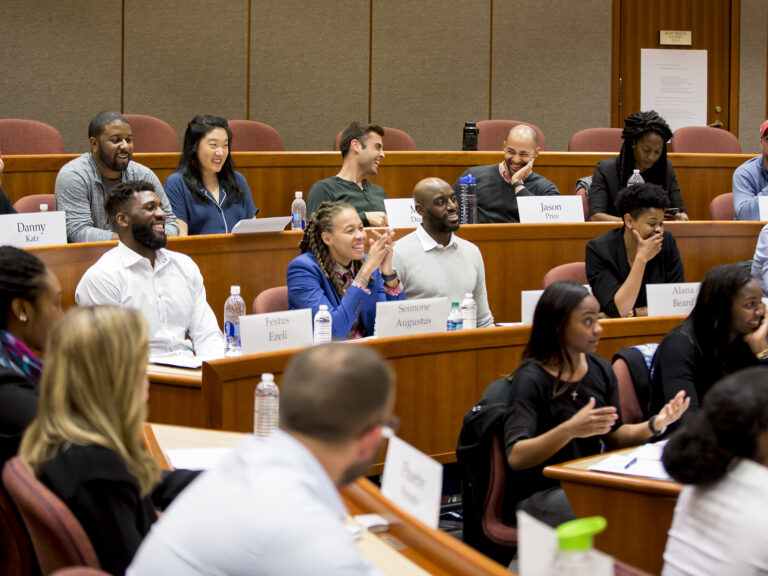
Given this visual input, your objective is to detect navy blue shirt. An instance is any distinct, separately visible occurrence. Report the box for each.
[164,171,258,235]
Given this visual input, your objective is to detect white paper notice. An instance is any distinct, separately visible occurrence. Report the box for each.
[384,198,422,228]
[381,436,443,529]
[641,49,708,134]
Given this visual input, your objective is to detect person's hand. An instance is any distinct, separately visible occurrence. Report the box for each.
[653,390,690,430]
[743,302,768,354]
[512,158,535,184]
[363,228,394,272]
[632,228,663,264]
[675,212,689,221]
[565,397,619,439]
[365,211,389,227]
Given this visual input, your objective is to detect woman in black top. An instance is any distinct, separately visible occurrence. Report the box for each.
[503,281,688,526]
[19,307,198,575]
[651,263,768,415]
[586,182,685,317]
[588,110,688,222]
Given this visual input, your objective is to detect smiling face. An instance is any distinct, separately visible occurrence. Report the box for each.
[321,208,366,266]
[563,294,603,357]
[127,191,167,251]
[417,180,459,235]
[624,207,664,240]
[356,132,385,176]
[503,130,538,175]
[730,279,765,337]
[196,127,229,177]
[632,132,665,173]
[91,121,133,176]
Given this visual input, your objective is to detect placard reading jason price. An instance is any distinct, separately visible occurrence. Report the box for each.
[516,196,584,223]
[0,211,67,247]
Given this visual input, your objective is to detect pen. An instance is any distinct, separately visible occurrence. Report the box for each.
[624,457,638,469]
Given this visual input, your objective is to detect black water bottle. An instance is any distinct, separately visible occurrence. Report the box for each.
[462,122,479,151]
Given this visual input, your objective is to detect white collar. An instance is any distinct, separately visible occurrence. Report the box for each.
[415,224,457,252]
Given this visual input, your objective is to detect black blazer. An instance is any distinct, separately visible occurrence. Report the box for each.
[0,368,38,467]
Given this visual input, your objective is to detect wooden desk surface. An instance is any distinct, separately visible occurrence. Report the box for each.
[142,423,509,576]
[544,452,681,575]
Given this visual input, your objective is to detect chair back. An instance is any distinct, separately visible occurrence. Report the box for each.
[482,435,518,548]
[332,126,416,151]
[475,120,547,151]
[228,120,285,151]
[14,194,56,214]
[670,126,742,154]
[709,192,735,220]
[252,286,289,314]
[611,344,658,423]
[568,128,623,152]
[123,114,179,153]
[0,484,39,576]
[612,358,645,424]
[0,119,65,155]
[2,457,100,574]
[542,262,587,289]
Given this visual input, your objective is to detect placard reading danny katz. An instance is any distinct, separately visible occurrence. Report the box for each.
[374,298,449,338]
[0,211,67,247]
[646,282,700,317]
[384,198,422,228]
[240,309,313,354]
[517,196,585,223]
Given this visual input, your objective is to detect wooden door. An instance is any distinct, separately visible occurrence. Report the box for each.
[611,0,739,133]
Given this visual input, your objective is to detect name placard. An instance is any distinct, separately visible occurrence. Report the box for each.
[517,196,585,223]
[374,298,449,338]
[240,309,312,354]
[521,290,545,324]
[384,198,422,228]
[0,211,67,247]
[646,282,700,317]
[231,216,292,234]
[381,435,443,529]
[758,196,768,221]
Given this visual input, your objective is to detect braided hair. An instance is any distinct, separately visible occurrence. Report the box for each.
[617,110,673,189]
[299,201,362,299]
[0,246,47,329]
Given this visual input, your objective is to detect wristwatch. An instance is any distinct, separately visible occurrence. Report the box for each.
[382,271,398,282]
[512,181,525,192]
[648,415,667,437]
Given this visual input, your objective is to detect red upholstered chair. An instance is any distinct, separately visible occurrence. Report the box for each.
[475,120,547,151]
[709,192,735,220]
[541,262,587,289]
[612,357,646,424]
[575,186,589,220]
[332,127,416,151]
[568,128,624,152]
[123,114,179,153]
[2,457,101,574]
[228,120,285,151]
[0,119,65,155]
[670,126,742,154]
[14,194,56,213]
[482,435,518,550]
[252,286,289,314]
[1,485,39,576]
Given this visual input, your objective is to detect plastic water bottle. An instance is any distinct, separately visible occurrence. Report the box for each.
[254,373,279,438]
[313,304,332,344]
[446,301,463,331]
[458,174,477,224]
[627,169,645,187]
[291,191,306,230]
[552,516,611,576]
[460,292,477,329]
[224,285,246,357]
[39,204,49,212]
[462,122,479,151]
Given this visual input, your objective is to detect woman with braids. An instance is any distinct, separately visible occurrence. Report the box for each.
[287,200,405,340]
[164,115,258,235]
[661,367,768,575]
[588,110,688,222]
[0,246,63,466]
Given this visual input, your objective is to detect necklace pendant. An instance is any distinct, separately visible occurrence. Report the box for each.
[570,390,578,401]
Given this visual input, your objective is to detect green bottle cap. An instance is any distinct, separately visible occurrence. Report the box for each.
[555,516,607,551]
[451,301,459,306]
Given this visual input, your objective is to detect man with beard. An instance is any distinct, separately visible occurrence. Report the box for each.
[55,110,179,242]
[733,119,768,220]
[128,344,396,576]
[452,124,559,223]
[75,180,224,359]
[307,121,389,227]
[392,177,494,327]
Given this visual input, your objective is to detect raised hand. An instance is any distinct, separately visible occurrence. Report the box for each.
[566,397,619,439]
[653,390,690,430]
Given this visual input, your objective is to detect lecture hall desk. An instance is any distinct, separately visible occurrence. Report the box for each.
[2,150,751,221]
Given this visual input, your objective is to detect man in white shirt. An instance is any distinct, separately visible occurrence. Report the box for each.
[75,179,224,360]
[392,177,494,327]
[128,344,396,576]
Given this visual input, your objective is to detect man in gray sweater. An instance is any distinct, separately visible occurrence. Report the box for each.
[392,177,494,327]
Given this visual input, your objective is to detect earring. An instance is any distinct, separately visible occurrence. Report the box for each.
[19,314,27,322]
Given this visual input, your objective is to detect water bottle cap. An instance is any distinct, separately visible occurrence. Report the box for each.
[39,204,49,212]
[467,173,475,184]
[555,516,607,551]
[319,304,328,310]
[633,169,640,174]
[230,285,241,295]
[295,191,303,199]
[261,373,274,381]
[451,301,459,306]
[463,122,477,128]
[465,293,473,298]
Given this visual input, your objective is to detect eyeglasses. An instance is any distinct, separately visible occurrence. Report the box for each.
[380,415,401,439]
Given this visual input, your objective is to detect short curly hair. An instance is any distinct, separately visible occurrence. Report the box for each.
[615,182,670,218]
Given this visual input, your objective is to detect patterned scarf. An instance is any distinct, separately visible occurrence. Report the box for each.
[330,259,366,339]
[0,329,43,383]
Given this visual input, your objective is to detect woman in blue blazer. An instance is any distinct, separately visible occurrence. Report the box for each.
[287,200,405,339]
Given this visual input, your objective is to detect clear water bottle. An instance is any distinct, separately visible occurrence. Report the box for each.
[446,301,463,331]
[254,373,279,438]
[627,169,645,187]
[462,121,479,151]
[458,174,477,224]
[291,191,306,230]
[224,285,246,357]
[460,292,477,329]
[39,204,49,212]
[313,304,332,344]
[552,516,611,576]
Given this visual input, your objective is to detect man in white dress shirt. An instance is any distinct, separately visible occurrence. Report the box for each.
[75,179,224,359]
[128,344,397,575]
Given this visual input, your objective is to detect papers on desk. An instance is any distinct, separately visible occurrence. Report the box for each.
[164,447,234,470]
[231,216,292,234]
[588,440,672,481]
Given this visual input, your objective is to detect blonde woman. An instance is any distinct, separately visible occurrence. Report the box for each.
[19,307,198,575]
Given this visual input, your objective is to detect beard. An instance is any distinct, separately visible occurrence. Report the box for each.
[98,146,131,172]
[337,450,381,487]
[132,218,167,251]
